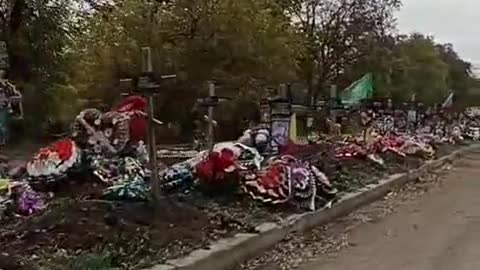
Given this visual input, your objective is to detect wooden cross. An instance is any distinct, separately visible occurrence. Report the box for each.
[194,81,228,150]
[138,47,176,202]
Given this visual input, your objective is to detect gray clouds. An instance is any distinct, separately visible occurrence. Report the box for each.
[397,0,479,65]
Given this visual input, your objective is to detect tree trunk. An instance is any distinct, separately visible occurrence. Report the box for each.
[6,0,28,80]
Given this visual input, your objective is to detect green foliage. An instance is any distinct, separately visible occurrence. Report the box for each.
[343,33,475,106]
[71,0,301,99]
[65,0,302,135]
[1,0,81,133]
[387,34,450,103]
[284,0,402,100]
[2,0,479,139]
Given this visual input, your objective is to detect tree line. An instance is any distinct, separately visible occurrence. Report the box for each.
[1,0,478,139]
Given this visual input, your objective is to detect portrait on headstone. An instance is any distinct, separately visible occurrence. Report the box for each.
[271,120,289,148]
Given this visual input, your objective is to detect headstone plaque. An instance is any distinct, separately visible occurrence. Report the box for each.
[271,119,290,148]
[407,110,417,123]
[269,93,291,151]
[383,115,395,134]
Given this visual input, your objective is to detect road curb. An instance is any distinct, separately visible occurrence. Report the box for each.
[145,144,480,270]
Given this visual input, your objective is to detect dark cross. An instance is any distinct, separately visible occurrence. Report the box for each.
[138,47,176,202]
[195,81,229,150]
[206,81,216,149]
[119,78,164,126]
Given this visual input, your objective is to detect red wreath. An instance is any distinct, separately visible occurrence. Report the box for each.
[36,139,74,161]
[196,149,237,184]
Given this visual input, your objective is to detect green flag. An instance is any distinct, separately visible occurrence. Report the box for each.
[340,74,374,105]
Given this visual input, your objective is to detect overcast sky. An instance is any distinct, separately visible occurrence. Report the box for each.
[397,0,479,65]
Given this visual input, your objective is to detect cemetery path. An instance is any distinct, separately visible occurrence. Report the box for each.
[301,151,480,270]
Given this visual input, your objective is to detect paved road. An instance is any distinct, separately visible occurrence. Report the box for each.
[302,152,480,270]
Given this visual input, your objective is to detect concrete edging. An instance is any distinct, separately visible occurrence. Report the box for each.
[146,144,480,270]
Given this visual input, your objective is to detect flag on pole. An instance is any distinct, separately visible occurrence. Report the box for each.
[441,92,454,108]
[340,74,374,106]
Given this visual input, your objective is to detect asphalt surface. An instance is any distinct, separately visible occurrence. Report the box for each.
[301,151,480,270]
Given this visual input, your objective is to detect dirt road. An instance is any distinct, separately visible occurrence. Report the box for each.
[301,151,480,270]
